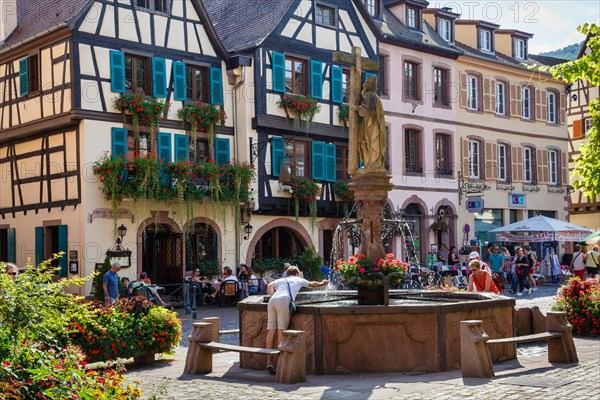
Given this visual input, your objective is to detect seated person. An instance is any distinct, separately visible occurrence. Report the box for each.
[132,272,168,306]
[210,266,239,300]
[190,268,215,305]
[120,277,132,299]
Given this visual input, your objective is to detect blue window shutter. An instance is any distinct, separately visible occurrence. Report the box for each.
[152,57,167,98]
[173,61,187,101]
[271,136,284,176]
[312,141,325,181]
[19,58,29,96]
[210,67,223,104]
[158,132,172,163]
[174,134,189,161]
[272,52,285,93]
[325,144,337,182]
[58,225,68,277]
[7,228,16,263]
[310,60,323,99]
[111,127,128,159]
[215,138,230,165]
[331,66,343,103]
[109,50,125,93]
[35,227,44,267]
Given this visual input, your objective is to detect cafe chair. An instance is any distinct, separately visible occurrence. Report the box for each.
[219,281,239,307]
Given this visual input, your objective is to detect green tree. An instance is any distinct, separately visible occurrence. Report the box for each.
[545,24,600,200]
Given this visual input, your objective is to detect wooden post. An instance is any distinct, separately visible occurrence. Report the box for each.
[460,320,494,378]
[184,322,216,374]
[202,317,221,343]
[275,330,306,384]
[546,311,578,364]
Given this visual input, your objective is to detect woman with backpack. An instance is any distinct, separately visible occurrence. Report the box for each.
[569,244,587,280]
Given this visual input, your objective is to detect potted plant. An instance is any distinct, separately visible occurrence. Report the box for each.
[178,103,226,160]
[290,176,320,228]
[277,94,320,131]
[113,92,169,146]
[332,181,353,216]
[337,104,350,127]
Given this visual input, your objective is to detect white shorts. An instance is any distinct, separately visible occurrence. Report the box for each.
[267,296,291,330]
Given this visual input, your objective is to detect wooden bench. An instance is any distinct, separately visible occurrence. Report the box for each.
[460,311,578,378]
[184,321,306,384]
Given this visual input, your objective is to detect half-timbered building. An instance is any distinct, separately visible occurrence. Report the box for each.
[0,0,235,295]
[205,0,381,265]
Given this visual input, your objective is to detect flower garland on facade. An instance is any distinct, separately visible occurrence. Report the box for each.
[277,94,321,131]
[113,93,169,146]
[178,103,226,160]
[290,176,320,228]
[332,180,353,216]
[337,104,350,127]
[93,153,127,231]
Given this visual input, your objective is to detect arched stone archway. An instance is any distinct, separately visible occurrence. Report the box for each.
[401,196,428,265]
[432,200,458,249]
[245,218,312,266]
[182,217,222,272]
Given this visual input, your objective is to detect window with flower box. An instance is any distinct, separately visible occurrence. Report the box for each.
[189,139,209,165]
[405,129,422,173]
[124,54,150,94]
[285,57,307,95]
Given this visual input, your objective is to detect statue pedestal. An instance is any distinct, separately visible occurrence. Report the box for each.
[349,171,393,267]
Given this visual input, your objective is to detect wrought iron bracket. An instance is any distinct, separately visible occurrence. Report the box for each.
[458,172,491,205]
[522,184,541,192]
[566,185,576,195]
[249,137,272,165]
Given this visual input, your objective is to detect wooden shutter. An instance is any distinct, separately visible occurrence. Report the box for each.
[461,138,469,176]
[271,136,284,176]
[535,89,543,121]
[152,57,167,98]
[312,141,325,181]
[561,151,568,185]
[490,79,496,113]
[173,61,186,101]
[35,227,44,267]
[157,132,172,163]
[174,134,188,161]
[19,58,28,96]
[573,119,583,139]
[6,228,15,263]
[560,93,566,124]
[510,84,519,117]
[58,225,68,277]
[483,78,492,112]
[459,72,467,109]
[541,90,548,122]
[512,145,523,182]
[109,50,125,93]
[331,66,343,103]
[325,143,336,182]
[215,138,230,165]
[485,142,497,180]
[111,127,128,159]
[536,149,548,184]
[272,52,285,93]
[210,67,223,104]
[310,60,323,99]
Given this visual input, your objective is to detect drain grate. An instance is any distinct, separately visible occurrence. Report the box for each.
[497,376,573,388]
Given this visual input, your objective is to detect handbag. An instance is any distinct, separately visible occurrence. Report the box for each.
[285,279,297,317]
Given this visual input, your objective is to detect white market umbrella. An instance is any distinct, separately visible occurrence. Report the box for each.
[489,215,592,243]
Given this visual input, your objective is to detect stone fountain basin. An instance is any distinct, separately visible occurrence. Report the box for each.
[238,290,516,374]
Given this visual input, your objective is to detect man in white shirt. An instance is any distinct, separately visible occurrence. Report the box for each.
[265,266,328,375]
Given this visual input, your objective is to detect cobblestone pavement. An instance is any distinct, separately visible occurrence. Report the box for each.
[125,285,600,400]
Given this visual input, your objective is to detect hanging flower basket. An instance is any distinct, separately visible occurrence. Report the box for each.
[337,104,350,127]
[332,181,353,216]
[113,93,169,147]
[430,221,449,232]
[178,103,226,161]
[290,176,320,229]
[277,94,320,131]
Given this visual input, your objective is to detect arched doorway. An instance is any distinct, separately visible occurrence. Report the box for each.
[404,203,424,264]
[255,226,305,259]
[142,223,183,287]
[433,205,456,248]
[186,223,218,272]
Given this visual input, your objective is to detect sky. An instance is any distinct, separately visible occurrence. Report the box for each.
[431,0,600,54]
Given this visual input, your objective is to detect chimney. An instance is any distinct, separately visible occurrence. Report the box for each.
[0,0,17,44]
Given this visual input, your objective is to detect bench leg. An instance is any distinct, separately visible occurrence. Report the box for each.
[460,320,494,378]
[546,311,578,364]
[276,330,306,384]
[184,322,216,374]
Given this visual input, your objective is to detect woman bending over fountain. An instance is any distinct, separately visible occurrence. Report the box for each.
[467,260,499,294]
[265,266,328,375]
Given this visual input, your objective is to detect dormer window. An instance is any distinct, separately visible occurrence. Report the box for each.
[364,0,379,17]
[407,6,421,29]
[315,2,337,28]
[479,29,492,52]
[438,18,451,42]
[515,38,526,59]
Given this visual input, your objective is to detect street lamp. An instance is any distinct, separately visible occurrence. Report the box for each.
[116,224,127,249]
[243,223,253,240]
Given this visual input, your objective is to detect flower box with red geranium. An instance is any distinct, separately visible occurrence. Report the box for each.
[332,180,353,216]
[113,92,169,145]
[290,176,320,228]
[277,94,321,131]
[177,103,226,161]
